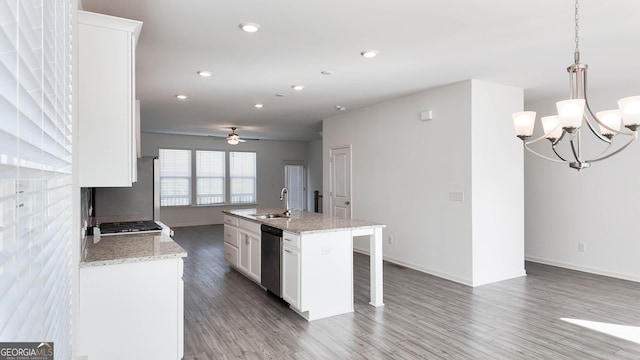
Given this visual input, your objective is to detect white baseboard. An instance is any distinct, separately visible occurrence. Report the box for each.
[353,247,473,286]
[525,256,640,283]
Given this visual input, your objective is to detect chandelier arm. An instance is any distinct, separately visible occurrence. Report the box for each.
[589,131,639,163]
[588,142,614,161]
[582,112,612,144]
[522,142,568,164]
[584,99,635,137]
[524,133,558,146]
[551,145,568,162]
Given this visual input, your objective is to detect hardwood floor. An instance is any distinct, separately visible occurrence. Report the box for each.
[172,225,640,360]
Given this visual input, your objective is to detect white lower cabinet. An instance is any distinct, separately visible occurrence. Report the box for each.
[283,230,353,321]
[78,258,184,360]
[225,215,260,283]
[223,213,354,321]
[282,243,301,309]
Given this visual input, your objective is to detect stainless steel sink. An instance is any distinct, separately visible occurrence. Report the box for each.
[251,213,288,219]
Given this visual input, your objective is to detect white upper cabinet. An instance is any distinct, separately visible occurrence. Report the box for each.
[77,11,142,187]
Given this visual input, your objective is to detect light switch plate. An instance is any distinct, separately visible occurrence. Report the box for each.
[420,109,433,121]
[449,192,464,202]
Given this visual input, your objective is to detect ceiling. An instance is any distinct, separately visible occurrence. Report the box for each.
[80,0,640,142]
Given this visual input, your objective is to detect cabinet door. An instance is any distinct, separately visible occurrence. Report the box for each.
[282,246,300,309]
[77,11,141,187]
[249,233,261,282]
[238,231,250,274]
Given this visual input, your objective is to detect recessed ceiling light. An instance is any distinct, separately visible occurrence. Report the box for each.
[176,94,188,100]
[321,70,334,75]
[254,103,264,108]
[239,22,260,33]
[197,70,212,77]
[275,93,285,97]
[335,105,347,111]
[360,50,379,58]
[291,85,304,91]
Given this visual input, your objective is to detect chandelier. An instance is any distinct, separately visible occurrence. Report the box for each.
[512,0,640,170]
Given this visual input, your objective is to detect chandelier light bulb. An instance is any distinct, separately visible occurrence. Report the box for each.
[556,99,585,130]
[595,110,622,136]
[541,116,563,140]
[512,111,536,137]
[618,96,640,127]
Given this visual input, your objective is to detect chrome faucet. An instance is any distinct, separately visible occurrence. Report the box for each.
[280,187,291,216]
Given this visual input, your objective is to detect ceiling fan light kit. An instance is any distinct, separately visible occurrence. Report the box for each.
[512,0,640,171]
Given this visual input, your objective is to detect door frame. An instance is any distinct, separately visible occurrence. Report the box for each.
[329,145,352,219]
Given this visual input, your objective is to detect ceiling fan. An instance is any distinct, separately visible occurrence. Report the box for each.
[226,127,244,145]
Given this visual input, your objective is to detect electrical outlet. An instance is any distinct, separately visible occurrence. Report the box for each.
[388,235,394,245]
[578,242,586,253]
[449,192,464,202]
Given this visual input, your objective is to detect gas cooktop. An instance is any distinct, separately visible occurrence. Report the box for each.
[99,220,162,235]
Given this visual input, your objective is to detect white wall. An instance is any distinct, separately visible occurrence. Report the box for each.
[323,80,525,286]
[524,84,640,282]
[141,132,311,227]
[471,80,526,286]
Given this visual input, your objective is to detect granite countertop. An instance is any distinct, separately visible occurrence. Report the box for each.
[223,208,385,234]
[81,232,187,267]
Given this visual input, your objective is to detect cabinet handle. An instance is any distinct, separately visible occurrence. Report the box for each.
[284,249,292,254]
[285,238,292,242]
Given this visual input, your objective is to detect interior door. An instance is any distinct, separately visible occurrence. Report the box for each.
[330,146,351,219]
[284,162,305,210]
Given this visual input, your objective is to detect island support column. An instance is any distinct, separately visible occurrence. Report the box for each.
[369,227,384,306]
[353,227,384,307]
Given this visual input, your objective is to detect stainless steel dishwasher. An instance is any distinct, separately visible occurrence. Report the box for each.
[260,224,283,297]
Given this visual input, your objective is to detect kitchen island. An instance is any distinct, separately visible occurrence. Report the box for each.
[79,225,186,360]
[223,208,385,321]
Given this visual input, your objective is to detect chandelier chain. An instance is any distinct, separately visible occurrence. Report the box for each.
[574,0,580,63]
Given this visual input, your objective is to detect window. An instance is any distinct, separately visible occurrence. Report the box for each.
[0,1,73,357]
[196,150,225,205]
[230,152,257,203]
[159,149,256,206]
[159,149,191,206]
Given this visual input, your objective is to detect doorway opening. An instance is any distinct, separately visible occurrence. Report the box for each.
[284,162,305,211]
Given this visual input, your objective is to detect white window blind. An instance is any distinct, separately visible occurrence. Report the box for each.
[0,0,72,358]
[159,149,191,206]
[229,152,256,203]
[196,150,224,205]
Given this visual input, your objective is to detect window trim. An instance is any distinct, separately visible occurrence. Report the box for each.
[158,148,258,207]
[195,149,226,205]
[159,148,193,207]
